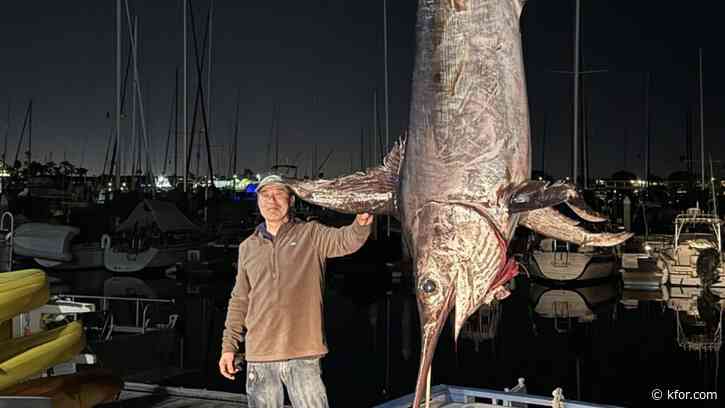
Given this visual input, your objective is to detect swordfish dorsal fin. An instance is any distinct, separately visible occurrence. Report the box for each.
[286,138,406,216]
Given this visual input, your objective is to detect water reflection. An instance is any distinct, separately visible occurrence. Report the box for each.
[622,285,724,396]
[460,302,502,352]
[670,287,723,354]
[319,263,725,407]
[529,278,621,334]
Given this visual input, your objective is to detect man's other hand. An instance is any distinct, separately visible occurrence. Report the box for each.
[219,351,238,380]
[356,213,374,226]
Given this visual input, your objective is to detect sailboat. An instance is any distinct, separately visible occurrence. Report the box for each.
[102,199,209,273]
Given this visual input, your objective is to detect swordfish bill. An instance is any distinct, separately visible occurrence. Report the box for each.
[285,0,632,406]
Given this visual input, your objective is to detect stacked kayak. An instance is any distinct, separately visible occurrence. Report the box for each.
[0,269,121,405]
[0,321,86,390]
[0,269,49,325]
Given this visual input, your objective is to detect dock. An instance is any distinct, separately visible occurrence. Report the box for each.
[96,382,282,408]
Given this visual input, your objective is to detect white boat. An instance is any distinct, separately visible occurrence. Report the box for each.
[34,242,104,271]
[526,237,619,283]
[650,208,725,287]
[102,199,205,273]
[13,223,79,262]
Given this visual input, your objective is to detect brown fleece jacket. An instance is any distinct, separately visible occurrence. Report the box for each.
[221,218,371,362]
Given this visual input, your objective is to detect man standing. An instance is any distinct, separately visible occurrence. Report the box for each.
[219,175,373,408]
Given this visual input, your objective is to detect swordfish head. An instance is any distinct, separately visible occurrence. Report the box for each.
[407,202,519,404]
[399,0,530,405]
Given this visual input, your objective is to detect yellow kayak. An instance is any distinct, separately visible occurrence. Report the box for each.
[0,369,122,408]
[0,269,49,324]
[0,321,86,391]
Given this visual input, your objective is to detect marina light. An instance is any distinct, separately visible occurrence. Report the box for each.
[155,175,172,189]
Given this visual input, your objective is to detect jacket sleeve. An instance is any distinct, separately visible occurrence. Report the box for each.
[221,244,250,354]
[312,219,371,259]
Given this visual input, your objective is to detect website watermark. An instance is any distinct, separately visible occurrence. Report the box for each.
[651,388,718,402]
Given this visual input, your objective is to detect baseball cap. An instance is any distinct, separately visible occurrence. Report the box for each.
[255,174,290,193]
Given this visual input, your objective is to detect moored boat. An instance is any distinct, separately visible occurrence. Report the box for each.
[102,199,208,273]
[651,208,725,287]
[13,224,79,262]
[526,237,620,283]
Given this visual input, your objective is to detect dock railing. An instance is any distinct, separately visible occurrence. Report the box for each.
[373,383,625,408]
[58,294,177,335]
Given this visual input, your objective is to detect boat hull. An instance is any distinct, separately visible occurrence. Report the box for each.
[528,251,618,282]
[13,224,79,262]
[34,243,105,271]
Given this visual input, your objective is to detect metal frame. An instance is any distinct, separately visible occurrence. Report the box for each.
[673,212,722,253]
[59,294,176,335]
[675,305,723,353]
[0,211,14,271]
[373,384,624,408]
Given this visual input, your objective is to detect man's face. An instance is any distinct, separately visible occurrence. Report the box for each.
[257,184,292,223]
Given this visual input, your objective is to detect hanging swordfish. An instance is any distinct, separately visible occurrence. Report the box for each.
[286,0,631,405]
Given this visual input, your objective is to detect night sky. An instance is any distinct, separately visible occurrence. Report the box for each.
[0,0,723,179]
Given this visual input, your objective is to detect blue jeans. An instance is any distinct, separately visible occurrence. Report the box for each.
[245,357,329,408]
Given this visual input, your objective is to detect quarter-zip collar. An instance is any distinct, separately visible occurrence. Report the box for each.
[255,217,300,242]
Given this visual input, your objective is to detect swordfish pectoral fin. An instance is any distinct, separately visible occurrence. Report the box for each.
[508,180,608,223]
[285,138,406,216]
[520,207,633,247]
[564,195,608,223]
[508,180,571,213]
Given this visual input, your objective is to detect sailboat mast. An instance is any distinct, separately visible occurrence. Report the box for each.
[131,15,137,177]
[183,0,188,192]
[572,0,580,185]
[207,0,214,141]
[275,104,280,167]
[373,90,379,161]
[174,67,179,177]
[232,88,240,176]
[116,0,122,189]
[644,72,650,188]
[698,48,704,188]
[27,100,32,165]
[163,68,178,176]
[382,0,390,152]
[3,101,9,164]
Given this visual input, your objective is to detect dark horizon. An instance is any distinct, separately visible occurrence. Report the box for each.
[0,0,723,180]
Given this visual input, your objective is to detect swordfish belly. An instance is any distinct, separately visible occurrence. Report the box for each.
[402,0,530,223]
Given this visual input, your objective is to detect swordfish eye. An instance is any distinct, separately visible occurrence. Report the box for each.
[420,278,438,295]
